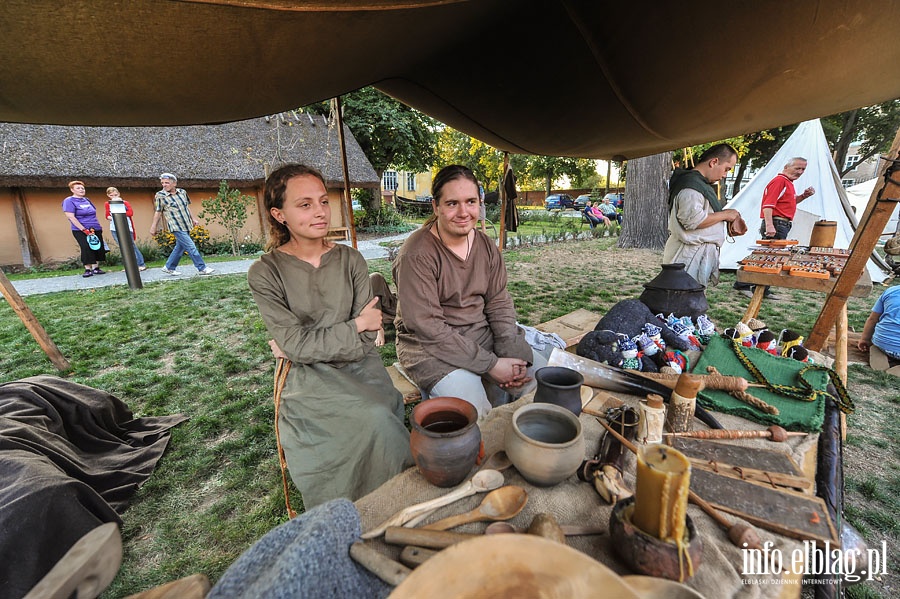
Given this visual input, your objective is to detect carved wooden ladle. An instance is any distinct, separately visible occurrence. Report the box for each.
[421,486,527,531]
[362,469,504,539]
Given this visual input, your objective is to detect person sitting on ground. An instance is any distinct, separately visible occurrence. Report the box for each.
[583,200,605,227]
[857,285,900,376]
[393,164,548,419]
[247,164,413,508]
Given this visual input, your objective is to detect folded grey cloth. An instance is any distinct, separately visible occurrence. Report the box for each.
[208,499,390,599]
[518,324,567,352]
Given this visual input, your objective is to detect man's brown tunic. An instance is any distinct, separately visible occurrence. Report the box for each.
[393,225,532,391]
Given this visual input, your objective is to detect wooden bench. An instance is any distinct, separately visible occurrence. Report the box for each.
[389,308,602,404]
[580,212,594,228]
[326,227,350,241]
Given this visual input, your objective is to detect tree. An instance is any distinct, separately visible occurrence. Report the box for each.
[731,127,795,196]
[518,155,589,194]
[569,158,604,189]
[199,180,256,256]
[619,152,672,249]
[826,99,900,176]
[305,88,438,209]
[435,127,504,188]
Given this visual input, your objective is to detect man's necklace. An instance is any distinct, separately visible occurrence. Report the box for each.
[436,226,472,260]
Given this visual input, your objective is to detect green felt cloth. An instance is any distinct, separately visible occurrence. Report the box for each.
[693,334,828,432]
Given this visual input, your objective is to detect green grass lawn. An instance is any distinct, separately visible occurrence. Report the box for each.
[1,235,896,597]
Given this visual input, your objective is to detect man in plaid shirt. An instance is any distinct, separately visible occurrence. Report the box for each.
[149,173,215,276]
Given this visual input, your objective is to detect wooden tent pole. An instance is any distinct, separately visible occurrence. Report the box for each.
[0,270,70,371]
[334,96,357,249]
[807,126,900,351]
[499,152,509,250]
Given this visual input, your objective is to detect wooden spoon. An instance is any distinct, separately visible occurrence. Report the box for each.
[478,450,513,473]
[484,521,607,536]
[421,486,528,531]
[362,469,505,538]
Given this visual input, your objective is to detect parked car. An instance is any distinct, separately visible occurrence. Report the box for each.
[603,192,624,208]
[544,193,574,210]
[573,194,591,210]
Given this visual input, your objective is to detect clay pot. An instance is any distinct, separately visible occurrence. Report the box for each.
[533,366,585,416]
[609,495,703,582]
[505,403,585,486]
[410,397,482,487]
[639,263,709,320]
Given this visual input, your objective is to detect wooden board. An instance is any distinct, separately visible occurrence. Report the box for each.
[667,437,804,477]
[735,268,872,297]
[687,458,812,492]
[388,362,422,405]
[535,308,602,348]
[690,468,838,545]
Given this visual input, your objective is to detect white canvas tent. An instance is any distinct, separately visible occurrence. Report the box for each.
[846,178,900,236]
[719,119,889,283]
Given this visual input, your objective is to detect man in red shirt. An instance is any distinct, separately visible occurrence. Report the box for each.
[759,157,815,239]
[736,157,815,299]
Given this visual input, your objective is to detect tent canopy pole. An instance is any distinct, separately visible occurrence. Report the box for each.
[807,125,900,351]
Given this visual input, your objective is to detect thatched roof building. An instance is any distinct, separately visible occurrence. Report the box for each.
[0,113,377,267]
[0,112,379,189]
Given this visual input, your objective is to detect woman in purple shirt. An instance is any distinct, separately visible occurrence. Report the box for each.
[62,180,107,277]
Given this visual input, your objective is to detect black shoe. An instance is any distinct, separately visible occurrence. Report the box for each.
[82,270,93,278]
[92,268,106,275]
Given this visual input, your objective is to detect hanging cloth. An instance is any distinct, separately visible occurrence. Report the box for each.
[503,166,519,232]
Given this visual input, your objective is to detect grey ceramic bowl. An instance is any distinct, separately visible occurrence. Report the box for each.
[505,403,585,486]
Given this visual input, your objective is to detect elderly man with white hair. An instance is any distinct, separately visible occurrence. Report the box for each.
[149,172,215,276]
[735,157,815,298]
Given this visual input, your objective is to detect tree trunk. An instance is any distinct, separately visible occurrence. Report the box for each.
[619,151,672,249]
[731,155,750,198]
[372,169,385,211]
[832,109,858,176]
[545,174,552,195]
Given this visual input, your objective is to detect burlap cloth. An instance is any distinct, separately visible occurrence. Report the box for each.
[356,390,820,598]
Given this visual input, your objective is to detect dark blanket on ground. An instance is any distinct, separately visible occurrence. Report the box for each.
[0,376,187,598]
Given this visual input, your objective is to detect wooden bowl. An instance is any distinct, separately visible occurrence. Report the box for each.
[389,534,640,598]
[609,496,703,582]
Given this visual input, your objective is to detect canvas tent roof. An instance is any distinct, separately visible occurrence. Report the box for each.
[718,120,889,283]
[2,1,900,159]
[846,178,900,237]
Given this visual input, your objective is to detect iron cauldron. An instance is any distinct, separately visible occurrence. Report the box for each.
[638,263,708,320]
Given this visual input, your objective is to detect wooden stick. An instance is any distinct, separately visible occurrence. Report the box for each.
[399,546,437,568]
[634,370,750,393]
[597,418,762,550]
[662,426,806,442]
[384,527,479,549]
[0,269,71,371]
[730,390,780,415]
[349,542,410,586]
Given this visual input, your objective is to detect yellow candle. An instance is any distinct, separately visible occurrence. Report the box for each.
[632,444,691,543]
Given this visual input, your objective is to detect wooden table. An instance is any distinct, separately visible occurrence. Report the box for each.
[736,269,872,384]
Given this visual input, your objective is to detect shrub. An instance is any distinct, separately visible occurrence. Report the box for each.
[199,180,256,256]
[153,225,213,256]
[356,206,415,235]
